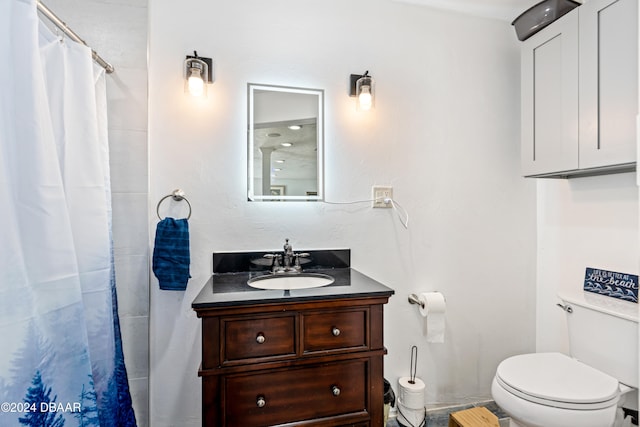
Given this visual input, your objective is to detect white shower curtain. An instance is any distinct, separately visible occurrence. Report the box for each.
[0,0,136,426]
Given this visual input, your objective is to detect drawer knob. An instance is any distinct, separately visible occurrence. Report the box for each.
[331,385,341,396]
[256,333,265,344]
[256,396,266,408]
[331,327,340,337]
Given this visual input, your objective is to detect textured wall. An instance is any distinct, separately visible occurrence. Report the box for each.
[148,0,536,425]
[536,173,638,353]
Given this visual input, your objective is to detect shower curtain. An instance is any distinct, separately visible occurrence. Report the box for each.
[0,1,136,426]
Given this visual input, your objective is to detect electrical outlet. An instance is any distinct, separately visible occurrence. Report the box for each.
[372,186,393,208]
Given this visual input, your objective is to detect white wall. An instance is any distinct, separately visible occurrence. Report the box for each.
[536,173,639,353]
[148,0,536,425]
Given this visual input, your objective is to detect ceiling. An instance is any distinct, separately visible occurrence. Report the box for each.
[253,120,318,181]
[390,0,552,22]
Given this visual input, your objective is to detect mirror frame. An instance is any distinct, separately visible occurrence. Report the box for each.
[247,83,324,202]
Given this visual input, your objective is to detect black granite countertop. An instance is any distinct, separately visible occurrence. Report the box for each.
[192,249,394,309]
[192,268,394,309]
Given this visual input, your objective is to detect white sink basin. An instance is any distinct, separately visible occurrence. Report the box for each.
[247,273,334,290]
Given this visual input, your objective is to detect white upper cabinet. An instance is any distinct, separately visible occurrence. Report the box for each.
[579,0,638,169]
[520,0,638,177]
[521,11,579,177]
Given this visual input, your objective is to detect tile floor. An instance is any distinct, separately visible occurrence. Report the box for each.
[386,401,510,427]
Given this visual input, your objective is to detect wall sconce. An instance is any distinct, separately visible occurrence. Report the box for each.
[349,71,375,111]
[184,51,214,97]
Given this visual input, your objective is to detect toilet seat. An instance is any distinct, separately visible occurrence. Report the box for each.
[495,352,620,410]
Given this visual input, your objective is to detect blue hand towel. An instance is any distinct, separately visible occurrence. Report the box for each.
[152,217,191,291]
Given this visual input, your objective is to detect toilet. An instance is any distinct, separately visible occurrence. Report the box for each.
[491,292,638,427]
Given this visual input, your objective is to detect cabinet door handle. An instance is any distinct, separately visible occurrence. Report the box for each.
[256,396,266,408]
[256,333,265,344]
[331,385,341,396]
[331,327,340,336]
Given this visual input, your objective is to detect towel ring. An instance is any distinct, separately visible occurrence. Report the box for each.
[157,189,192,220]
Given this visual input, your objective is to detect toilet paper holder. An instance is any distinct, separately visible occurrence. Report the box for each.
[408,293,424,308]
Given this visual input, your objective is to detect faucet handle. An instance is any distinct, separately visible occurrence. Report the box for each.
[263,253,281,267]
[293,252,310,268]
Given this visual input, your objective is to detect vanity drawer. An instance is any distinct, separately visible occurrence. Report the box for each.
[303,309,367,353]
[223,314,296,362]
[224,360,367,426]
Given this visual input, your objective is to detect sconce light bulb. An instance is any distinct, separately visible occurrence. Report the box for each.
[358,85,373,111]
[188,68,204,97]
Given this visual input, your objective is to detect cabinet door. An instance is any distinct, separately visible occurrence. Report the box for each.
[521,11,579,176]
[579,0,638,169]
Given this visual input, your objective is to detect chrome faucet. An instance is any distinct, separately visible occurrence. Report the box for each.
[263,238,309,273]
[283,238,294,269]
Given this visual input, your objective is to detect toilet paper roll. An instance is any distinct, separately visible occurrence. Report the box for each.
[418,292,446,343]
[397,398,426,427]
[397,377,425,410]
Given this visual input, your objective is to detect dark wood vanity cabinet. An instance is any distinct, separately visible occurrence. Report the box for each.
[195,296,390,427]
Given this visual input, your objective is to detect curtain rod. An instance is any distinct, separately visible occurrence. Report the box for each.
[36,0,115,74]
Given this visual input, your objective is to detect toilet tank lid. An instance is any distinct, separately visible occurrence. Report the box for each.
[496,353,620,406]
[558,292,638,323]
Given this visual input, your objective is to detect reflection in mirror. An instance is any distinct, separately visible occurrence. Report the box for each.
[248,84,324,201]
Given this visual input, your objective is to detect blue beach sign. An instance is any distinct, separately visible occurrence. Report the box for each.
[583,268,638,303]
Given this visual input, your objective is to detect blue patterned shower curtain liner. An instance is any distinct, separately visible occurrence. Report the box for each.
[0,1,137,426]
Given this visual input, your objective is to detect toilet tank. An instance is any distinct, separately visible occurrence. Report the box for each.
[559,292,638,388]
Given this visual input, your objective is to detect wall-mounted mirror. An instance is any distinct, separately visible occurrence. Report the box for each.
[248,84,324,201]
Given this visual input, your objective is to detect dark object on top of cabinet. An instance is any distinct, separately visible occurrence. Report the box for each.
[512,0,581,41]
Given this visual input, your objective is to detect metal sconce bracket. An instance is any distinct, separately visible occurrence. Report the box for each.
[349,73,366,97]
